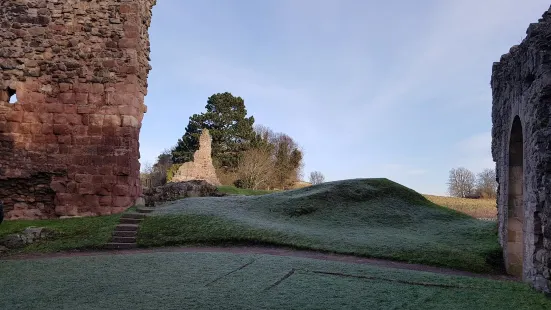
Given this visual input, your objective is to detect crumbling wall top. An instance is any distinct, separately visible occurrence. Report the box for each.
[492,6,551,72]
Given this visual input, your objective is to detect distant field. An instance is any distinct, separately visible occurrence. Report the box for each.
[424,195,497,219]
[140,179,502,273]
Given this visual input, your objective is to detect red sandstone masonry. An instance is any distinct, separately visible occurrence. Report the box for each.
[0,0,156,219]
[171,129,221,186]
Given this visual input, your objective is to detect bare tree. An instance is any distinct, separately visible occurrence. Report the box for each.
[140,161,154,188]
[447,167,476,198]
[476,168,497,199]
[309,171,325,185]
[297,161,305,182]
[140,149,174,188]
[254,124,276,143]
[253,125,304,189]
[271,133,303,189]
[236,148,275,190]
[141,161,153,174]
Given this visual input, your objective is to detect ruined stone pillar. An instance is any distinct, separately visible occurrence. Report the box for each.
[171,129,221,186]
[0,0,156,219]
[491,6,551,293]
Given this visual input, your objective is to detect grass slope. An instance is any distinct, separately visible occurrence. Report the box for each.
[217,185,275,196]
[2,252,548,310]
[139,178,502,273]
[0,213,124,255]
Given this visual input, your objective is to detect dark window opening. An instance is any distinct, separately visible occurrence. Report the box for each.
[524,73,535,88]
[1,87,17,104]
[7,87,17,104]
[506,116,524,278]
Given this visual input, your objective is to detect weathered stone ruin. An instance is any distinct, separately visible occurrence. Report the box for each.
[1,226,55,251]
[171,129,221,186]
[491,6,551,292]
[143,180,224,207]
[0,0,156,219]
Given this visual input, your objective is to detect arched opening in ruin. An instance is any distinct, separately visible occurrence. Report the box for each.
[0,87,17,105]
[506,115,524,277]
[6,87,16,104]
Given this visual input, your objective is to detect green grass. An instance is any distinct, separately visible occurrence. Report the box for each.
[217,185,275,196]
[1,251,549,310]
[139,178,503,274]
[0,213,122,255]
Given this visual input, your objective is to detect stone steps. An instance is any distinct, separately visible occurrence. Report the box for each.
[114,223,139,231]
[121,212,147,219]
[119,217,143,225]
[106,207,152,250]
[105,243,137,250]
[136,207,155,214]
[112,230,137,237]
[111,236,137,243]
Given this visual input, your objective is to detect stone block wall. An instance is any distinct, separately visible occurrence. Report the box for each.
[491,6,551,292]
[171,129,221,186]
[0,0,156,219]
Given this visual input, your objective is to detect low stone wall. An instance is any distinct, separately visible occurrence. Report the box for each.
[143,180,224,207]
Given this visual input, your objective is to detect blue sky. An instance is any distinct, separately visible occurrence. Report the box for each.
[140,0,550,196]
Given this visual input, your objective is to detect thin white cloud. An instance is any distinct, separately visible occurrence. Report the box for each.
[383,164,404,171]
[454,132,494,173]
[263,0,551,141]
[457,132,491,153]
[407,169,427,176]
[381,164,427,176]
[141,0,550,195]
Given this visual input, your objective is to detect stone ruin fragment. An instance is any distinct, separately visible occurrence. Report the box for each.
[491,5,551,293]
[171,129,221,186]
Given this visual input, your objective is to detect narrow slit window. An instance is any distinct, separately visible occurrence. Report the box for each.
[7,88,17,104]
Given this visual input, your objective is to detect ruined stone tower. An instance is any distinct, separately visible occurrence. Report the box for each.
[171,129,221,186]
[0,0,156,219]
[491,6,551,292]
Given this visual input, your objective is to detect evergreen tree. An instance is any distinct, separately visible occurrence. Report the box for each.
[172,92,256,170]
[171,118,201,164]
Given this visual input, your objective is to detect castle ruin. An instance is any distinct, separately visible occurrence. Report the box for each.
[171,129,221,186]
[3,0,551,294]
[492,6,551,292]
[0,0,156,219]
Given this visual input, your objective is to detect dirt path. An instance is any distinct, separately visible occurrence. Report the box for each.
[1,245,516,282]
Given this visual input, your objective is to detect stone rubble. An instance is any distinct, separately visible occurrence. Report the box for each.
[1,226,56,249]
[143,180,225,207]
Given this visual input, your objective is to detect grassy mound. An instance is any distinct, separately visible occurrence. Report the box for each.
[138,178,502,273]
